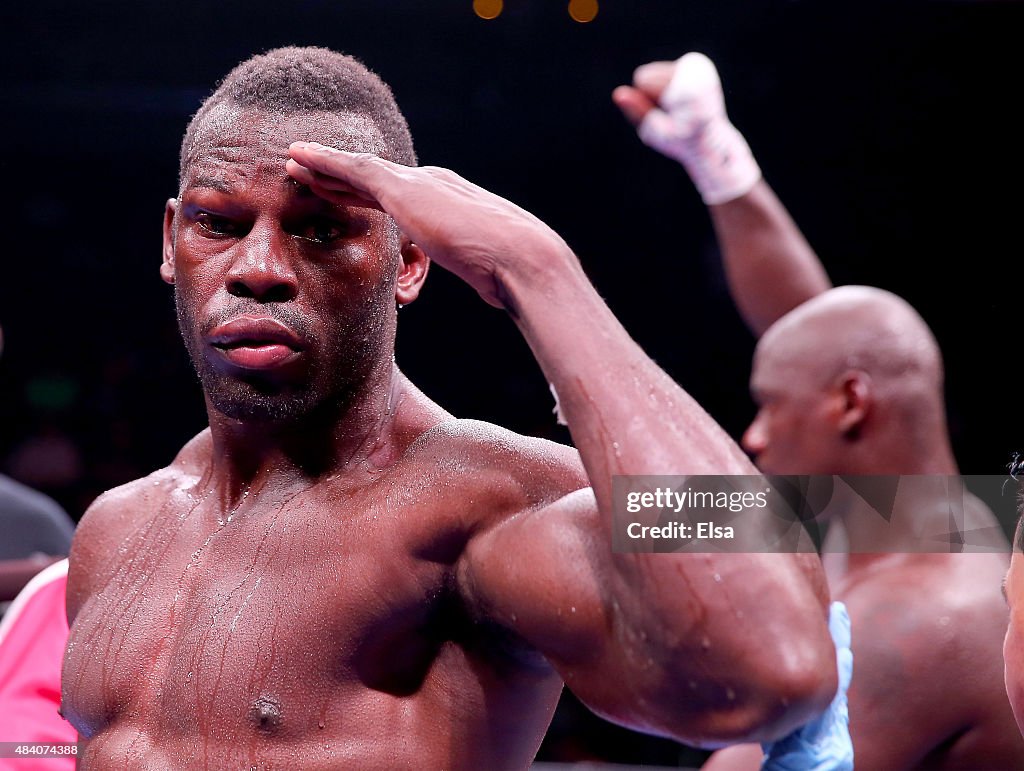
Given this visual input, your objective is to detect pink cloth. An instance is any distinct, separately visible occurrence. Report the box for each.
[0,560,76,769]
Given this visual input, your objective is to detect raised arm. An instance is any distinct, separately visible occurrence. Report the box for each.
[285,145,837,746]
[614,53,831,337]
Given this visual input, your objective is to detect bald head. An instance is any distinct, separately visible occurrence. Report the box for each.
[745,286,952,473]
[758,286,943,397]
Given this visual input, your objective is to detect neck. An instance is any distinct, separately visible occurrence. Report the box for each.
[826,473,964,557]
[866,395,960,475]
[846,424,959,476]
[820,424,964,569]
[201,359,430,505]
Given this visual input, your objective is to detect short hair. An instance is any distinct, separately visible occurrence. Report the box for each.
[179,46,416,183]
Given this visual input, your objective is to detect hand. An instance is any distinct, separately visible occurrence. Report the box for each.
[612,59,676,127]
[287,143,575,309]
[612,53,761,206]
[614,52,728,149]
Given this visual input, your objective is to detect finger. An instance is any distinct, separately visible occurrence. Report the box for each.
[286,160,385,211]
[632,60,676,102]
[612,85,657,127]
[287,159,367,195]
[288,142,400,201]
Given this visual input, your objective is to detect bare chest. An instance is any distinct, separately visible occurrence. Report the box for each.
[63,490,467,740]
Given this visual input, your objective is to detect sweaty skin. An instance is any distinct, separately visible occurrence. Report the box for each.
[63,107,838,769]
[64,417,590,769]
[615,56,1024,770]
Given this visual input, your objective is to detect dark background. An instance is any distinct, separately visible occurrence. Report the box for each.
[0,0,1021,765]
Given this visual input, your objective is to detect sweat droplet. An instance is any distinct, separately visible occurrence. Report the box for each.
[318,720,325,729]
[713,573,722,583]
[700,636,710,650]
[726,687,736,701]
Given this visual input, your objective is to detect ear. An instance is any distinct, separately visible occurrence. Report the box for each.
[395,237,430,306]
[834,370,872,435]
[161,198,177,285]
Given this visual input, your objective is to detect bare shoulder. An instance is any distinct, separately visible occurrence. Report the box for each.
[66,431,211,621]
[403,418,589,526]
[838,553,1007,637]
[838,553,1008,718]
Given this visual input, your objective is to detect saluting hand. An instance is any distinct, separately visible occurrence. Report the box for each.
[287,143,575,309]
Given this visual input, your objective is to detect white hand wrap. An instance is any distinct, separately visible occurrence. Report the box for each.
[637,52,761,205]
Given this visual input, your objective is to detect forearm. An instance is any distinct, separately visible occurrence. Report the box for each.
[709,180,831,337]
[500,253,835,742]
[502,251,749,500]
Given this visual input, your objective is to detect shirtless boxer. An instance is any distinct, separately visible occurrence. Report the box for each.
[61,48,841,769]
[615,52,1024,769]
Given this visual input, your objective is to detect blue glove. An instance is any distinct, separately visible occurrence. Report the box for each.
[760,601,854,770]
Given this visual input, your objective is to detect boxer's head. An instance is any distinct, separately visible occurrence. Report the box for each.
[162,48,428,424]
[742,286,946,474]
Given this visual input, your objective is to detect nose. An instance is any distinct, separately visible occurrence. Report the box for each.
[225,228,298,303]
[742,412,768,456]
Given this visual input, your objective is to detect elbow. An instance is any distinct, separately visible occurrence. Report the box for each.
[581,640,838,749]
[669,634,838,747]
[717,635,838,745]
[743,647,838,742]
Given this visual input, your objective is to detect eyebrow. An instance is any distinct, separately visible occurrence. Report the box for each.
[185,175,323,202]
[186,175,236,194]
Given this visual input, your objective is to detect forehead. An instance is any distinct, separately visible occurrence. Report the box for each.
[751,330,822,397]
[181,105,385,191]
[752,333,796,381]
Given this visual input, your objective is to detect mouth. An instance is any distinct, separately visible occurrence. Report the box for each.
[207,317,305,370]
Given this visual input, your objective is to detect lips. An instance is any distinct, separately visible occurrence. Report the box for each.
[207,317,305,370]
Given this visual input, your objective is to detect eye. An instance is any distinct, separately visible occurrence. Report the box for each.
[195,211,241,237]
[291,213,372,245]
[294,216,353,245]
